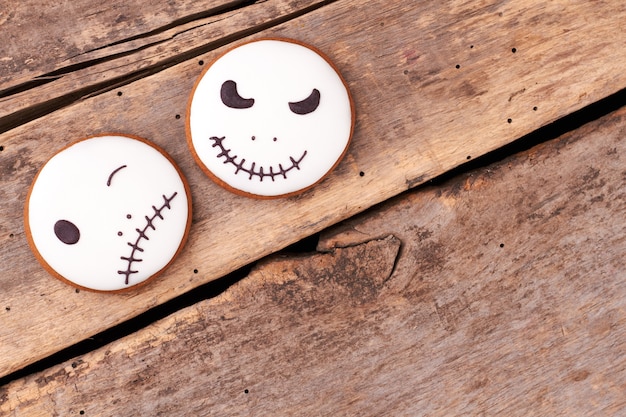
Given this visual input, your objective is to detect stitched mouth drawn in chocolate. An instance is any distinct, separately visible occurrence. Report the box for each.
[209,136,307,181]
[118,192,178,285]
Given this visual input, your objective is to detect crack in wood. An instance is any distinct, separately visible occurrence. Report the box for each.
[387,235,403,284]
[0,0,338,135]
[0,231,399,388]
[75,0,257,58]
[0,76,62,99]
[0,1,256,94]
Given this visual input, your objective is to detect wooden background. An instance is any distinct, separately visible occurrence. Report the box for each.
[1,0,625,415]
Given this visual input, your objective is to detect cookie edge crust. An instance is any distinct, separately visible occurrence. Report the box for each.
[185,37,356,199]
[23,133,193,294]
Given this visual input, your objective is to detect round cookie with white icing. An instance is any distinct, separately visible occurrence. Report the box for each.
[186,38,354,198]
[25,134,192,292]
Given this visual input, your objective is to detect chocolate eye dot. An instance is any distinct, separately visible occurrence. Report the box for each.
[54,220,80,245]
[118,231,123,236]
[273,137,277,142]
[126,214,132,219]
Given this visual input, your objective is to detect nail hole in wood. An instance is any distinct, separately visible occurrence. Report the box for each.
[175,114,181,119]
[466,155,471,160]
[198,60,204,66]
[359,171,365,177]
[244,389,249,394]
[455,64,461,69]
[0,145,4,151]
[500,243,505,248]
[5,307,10,311]
[533,106,538,111]
[511,47,517,53]
[193,269,198,274]
[117,91,123,96]
[507,118,512,123]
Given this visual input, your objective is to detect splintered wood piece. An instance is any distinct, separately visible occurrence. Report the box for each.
[1,0,626,378]
[2,106,626,415]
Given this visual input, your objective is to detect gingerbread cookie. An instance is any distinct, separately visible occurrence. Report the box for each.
[25,134,191,292]
[186,38,354,198]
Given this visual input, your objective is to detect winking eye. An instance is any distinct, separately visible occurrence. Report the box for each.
[107,165,127,187]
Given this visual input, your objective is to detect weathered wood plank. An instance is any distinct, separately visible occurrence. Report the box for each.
[0,0,240,87]
[1,0,626,378]
[0,0,327,125]
[2,105,625,415]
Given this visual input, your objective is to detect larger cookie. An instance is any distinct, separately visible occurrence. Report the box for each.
[186,38,354,198]
[25,134,192,292]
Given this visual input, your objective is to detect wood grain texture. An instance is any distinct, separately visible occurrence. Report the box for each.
[1,0,626,378]
[2,106,626,415]
[0,0,240,87]
[0,0,327,125]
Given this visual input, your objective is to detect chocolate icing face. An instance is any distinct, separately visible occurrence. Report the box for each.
[26,135,190,292]
[187,38,354,197]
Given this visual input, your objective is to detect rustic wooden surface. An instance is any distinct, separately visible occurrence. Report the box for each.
[1,0,626,383]
[2,104,625,416]
[0,0,328,126]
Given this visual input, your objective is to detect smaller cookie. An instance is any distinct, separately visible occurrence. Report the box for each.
[186,38,355,198]
[25,134,192,292]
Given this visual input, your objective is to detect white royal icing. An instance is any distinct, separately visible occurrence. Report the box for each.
[187,38,353,197]
[26,135,190,292]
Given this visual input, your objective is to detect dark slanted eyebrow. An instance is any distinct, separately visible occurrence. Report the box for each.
[107,165,127,187]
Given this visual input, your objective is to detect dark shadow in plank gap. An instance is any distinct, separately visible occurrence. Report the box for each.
[427,86,626,187]
[0,264,252,387]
